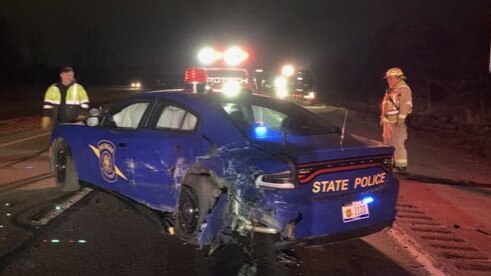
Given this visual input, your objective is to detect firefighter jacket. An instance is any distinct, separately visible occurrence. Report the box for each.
[381,80,413,124]
[42,82,90,124]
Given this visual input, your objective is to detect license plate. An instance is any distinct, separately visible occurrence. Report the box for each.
[342,200,369,223]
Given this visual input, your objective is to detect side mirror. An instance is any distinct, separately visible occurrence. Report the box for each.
[88,108,102,117]
[85,107,102,127]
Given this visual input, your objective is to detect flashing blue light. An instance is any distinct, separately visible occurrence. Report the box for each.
[362,196,374,204]
[254,126,268,137]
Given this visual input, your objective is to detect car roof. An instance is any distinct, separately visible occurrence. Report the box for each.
[142,89,280,105]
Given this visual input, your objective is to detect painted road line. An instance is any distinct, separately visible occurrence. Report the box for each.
[0,132,50,149]
[31,187,93,227]
[388,225,447,276]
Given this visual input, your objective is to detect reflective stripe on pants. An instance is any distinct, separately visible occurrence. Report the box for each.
[382,122,408,167]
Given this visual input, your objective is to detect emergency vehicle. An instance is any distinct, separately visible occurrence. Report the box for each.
[197,47,257,96]
[275,67,318,105]
[49,67,399,253]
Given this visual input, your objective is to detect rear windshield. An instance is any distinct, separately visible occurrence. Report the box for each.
[218,96,338,136]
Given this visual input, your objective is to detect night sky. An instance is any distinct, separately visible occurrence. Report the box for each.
[0,0,489,98]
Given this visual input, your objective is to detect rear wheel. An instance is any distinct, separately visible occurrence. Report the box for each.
[51,140,80,192]
[175,175,220,245]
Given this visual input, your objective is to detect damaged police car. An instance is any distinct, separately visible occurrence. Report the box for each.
[49,90,399,250]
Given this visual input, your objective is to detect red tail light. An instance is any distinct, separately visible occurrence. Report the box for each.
[297,155,393,184]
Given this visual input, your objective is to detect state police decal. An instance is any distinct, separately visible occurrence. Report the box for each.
[89,140,127,182]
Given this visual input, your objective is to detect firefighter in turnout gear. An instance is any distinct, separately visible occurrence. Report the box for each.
[41,66,90,130]
[380,67,413,172]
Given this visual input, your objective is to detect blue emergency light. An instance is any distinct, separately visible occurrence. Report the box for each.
[254,126,268,138]
[362,196,374,204]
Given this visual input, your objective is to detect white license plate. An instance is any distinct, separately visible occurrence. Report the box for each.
[342,200,369,223]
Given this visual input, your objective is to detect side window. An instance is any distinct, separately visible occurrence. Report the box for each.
[103,102,149,129]
[252,105,286,130]
[155,105,197,131]
[221,103,250,130]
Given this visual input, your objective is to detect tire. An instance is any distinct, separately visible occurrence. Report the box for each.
[175,175,220,245]
[51,140,80,192]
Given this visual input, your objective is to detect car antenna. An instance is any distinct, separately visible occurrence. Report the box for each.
[282,117,290,151]
[282,128,287,150]
[340,108,348,147]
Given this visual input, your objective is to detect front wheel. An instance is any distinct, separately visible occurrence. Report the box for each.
[51,140,80,192]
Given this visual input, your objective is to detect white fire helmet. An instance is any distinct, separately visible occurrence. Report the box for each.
[384,67,406,79]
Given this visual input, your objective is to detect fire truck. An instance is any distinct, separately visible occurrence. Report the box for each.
[197,47,257,97]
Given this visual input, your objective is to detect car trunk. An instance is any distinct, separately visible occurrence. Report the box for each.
[254,133,398,239]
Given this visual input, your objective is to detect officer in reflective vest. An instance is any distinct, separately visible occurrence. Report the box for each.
[41,66,90,130]
[380,67,413,172]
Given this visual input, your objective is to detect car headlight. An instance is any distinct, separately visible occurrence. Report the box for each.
[304,92,316,99]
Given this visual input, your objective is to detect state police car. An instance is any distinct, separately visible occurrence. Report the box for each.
[49,70,399,250]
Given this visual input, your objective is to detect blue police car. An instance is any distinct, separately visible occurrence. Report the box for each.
[49,89,399,249]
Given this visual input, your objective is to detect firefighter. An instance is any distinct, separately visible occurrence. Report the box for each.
[380,67,413,172]
[41,66,90,130]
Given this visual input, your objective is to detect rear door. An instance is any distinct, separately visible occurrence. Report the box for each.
[128,100,205,211]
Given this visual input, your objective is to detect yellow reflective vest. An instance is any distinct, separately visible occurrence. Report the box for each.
[381,80,413,124]
[42,82,90,124]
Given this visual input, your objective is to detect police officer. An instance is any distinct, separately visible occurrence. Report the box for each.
[41,66,90,130]
[380,67,413,172]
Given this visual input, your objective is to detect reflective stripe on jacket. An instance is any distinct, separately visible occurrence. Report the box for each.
[42,83,90,123]
[381,80,413,124]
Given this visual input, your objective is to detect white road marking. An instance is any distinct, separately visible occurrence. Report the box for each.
[0,132,50,149]
[31,187,93,226]
[388,224,447,276]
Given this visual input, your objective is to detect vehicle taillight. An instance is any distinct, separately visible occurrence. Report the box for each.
[256,171,294,189]
[297,155,394,184]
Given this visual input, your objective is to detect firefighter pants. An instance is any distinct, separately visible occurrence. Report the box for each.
[382,122,408,168]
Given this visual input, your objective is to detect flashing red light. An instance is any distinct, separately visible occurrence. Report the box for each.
[184,67,208,83]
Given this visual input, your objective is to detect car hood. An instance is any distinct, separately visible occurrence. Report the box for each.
[250,133,393,165]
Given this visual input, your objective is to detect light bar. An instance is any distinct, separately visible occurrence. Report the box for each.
[198,47,222,65]
[184,67,208,83]
[223,47,249,66]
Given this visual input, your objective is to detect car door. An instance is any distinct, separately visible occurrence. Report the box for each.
[128,100,205,211]
[82,98,153,197]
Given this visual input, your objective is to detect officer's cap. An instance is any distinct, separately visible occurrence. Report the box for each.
[60,66,74,73]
